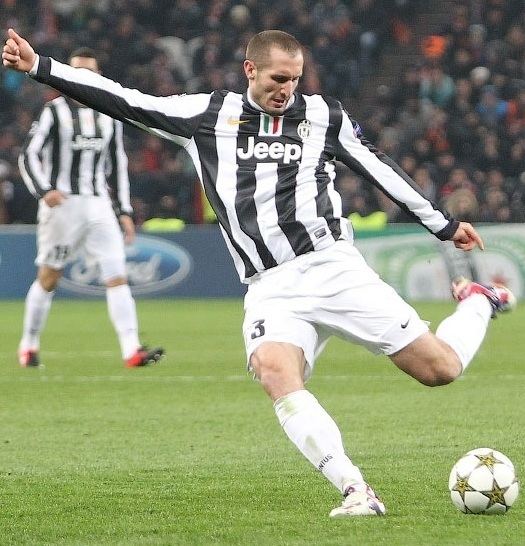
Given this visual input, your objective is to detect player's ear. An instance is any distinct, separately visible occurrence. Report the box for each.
[244,59,256,80]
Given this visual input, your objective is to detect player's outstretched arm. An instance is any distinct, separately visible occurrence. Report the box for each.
[2,28,36,72]
[3,28,210,143]
[451,221,484,251]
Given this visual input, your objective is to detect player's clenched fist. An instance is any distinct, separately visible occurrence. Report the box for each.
[2,28,36,72]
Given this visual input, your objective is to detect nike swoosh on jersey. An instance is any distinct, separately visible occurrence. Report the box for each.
[227,117,250,126]
[401,319,410,329]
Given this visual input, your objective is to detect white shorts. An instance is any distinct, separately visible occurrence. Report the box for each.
[36,195,126,281]
[243,240,429,380]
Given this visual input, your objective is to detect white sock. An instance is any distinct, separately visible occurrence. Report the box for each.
[274,389,365,494]
[436,294,492,371]
[20,280,54,350]
[106,284,140,359]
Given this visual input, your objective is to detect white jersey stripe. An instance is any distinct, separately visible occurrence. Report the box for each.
[215,93,265,272]
[78,107,96,195]
[253,162,295,264]
[295,95,331,249]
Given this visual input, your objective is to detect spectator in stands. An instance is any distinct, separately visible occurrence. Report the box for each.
[476,84,508,127]
[419,64,455,108]
[443,187,479,223]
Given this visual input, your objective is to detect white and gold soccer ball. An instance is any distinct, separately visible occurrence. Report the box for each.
[448,448,519,514]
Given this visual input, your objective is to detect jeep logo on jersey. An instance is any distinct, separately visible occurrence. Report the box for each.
[59,235,192,296]
[297,120,312,140]
[71,135,104,152]
[237,136,302,164]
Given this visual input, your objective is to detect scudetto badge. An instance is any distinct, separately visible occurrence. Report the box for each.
[297,119,312,140]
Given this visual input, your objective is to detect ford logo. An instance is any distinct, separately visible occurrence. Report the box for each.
[60,235,192,296]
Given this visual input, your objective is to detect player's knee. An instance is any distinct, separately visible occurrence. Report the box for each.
[250,343,304,398]
[420,357,461,387]
[250,345,282,382]
[37,267,62,291]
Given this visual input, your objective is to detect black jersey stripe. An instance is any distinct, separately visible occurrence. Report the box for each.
[275,99,314,256]
[69,106,82,194]
[107,118,120,201]
[48,104,60,190]
[234,110,278,270]
[196,91,257,279]
[91,110,104,196]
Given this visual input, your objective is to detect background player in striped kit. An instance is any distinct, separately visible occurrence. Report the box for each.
[3,29,515,517]
[16,47,163,369]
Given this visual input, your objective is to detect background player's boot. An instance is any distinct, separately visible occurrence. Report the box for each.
[18,349,41,368]
[452,277,516,317]
[125,346,164,367]
[329,484,386,517]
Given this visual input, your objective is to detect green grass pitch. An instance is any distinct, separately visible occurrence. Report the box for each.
[0,299,524,545]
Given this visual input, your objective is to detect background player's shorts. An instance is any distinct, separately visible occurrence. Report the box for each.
[36,195,126,281]
[243,240,429,381]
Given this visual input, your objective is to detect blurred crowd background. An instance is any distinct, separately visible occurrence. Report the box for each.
[0,0,523,229]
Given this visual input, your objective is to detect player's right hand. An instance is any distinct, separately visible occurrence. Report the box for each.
[43,190,66,207]
[2,28,36,72]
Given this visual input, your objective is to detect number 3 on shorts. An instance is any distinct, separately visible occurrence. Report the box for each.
[250,319,266,339]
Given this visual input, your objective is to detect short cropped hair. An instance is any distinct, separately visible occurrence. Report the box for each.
[68,47,98,63]
[246,30,302,66]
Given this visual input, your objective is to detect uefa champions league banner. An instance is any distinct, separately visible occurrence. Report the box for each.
[0,224,524,299]
[353,224,525,301]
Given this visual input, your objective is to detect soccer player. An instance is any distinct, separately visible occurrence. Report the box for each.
[4,29,514,516]
[15,46,164,369]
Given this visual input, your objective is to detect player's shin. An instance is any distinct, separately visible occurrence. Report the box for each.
[106,284,140,359]
[274,389,364,493]
[20,280,54,349]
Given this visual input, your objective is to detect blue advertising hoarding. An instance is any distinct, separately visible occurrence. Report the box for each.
[0,225,245,298]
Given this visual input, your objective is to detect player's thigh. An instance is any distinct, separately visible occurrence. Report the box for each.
[36,199,84,269]
[84,201,127,282]
[390,331,461,385]
[315,244,428,356]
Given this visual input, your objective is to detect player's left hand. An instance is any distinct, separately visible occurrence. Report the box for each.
[119,214,135,245]
[452,221,484,251]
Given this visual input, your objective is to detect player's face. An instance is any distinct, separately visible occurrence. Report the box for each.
[69,56,99,73]
[244,47,303,116]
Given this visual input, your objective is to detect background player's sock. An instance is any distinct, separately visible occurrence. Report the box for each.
[436,294,492,371]
[106,284,140,359]
[274,389,365,494]
[20,280,54,349]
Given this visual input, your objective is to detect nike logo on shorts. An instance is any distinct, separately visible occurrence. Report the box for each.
[401,319,410,329]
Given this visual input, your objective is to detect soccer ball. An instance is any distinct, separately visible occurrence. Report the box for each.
[448,448,519,514]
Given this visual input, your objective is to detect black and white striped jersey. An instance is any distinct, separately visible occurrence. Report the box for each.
[33,56,458,282]
[19,95,132,216]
